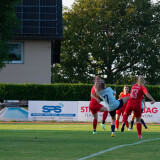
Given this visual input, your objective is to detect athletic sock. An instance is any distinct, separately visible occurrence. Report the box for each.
[130,120,134,129]
[121,122,125,132]
[93,119,97,130]
[125,121,129,128]
[116,120,119,129]
[122,114,128,123]
[141,118,147,129]
[136,123,142,136]
[111,125,115,133]
[102,111,108,124]
[121,114,128,132]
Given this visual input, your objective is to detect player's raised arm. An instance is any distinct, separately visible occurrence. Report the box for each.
[145,93,155,104]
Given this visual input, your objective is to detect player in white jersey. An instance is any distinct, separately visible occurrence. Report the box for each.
[95,81,129,137]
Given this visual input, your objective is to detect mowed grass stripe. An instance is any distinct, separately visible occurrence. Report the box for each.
[0,124,159,160]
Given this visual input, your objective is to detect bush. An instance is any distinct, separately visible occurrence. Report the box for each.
[0,83,159,101]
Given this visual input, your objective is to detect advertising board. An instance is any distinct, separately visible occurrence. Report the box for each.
[28,101,78,121]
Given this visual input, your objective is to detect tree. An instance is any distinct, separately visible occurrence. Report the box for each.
[53,0,160,84]
[0,0,20,69]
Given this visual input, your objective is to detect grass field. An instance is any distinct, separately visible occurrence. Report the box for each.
[0,123,159,160]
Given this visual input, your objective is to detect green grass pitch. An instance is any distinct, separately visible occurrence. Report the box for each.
[0,123,159,160]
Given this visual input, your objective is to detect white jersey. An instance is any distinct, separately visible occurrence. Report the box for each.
[99,87,120,111]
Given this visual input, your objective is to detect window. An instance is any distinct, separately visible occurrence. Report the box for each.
[8,42,24,64]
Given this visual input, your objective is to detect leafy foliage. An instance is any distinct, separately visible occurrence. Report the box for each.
[0,0,20,69]
[0,83,159,101]
[53,0,160,84]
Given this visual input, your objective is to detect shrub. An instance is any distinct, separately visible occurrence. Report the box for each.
[0,83,159,101]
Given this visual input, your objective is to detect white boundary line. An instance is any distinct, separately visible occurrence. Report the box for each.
[78,138,160,160]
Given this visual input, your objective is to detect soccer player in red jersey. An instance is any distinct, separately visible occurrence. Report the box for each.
[121,76,155,139]
[116,85,130,130]
[89,76,109,134]
[130,96,149,130]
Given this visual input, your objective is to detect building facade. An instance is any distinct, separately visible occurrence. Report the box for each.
[0,0,62,84]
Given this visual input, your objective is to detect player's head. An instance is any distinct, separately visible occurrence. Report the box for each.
[94,76,104,83]
[137,76,145,86]
[123,85,129,93]
[94,76,101,83]
[95,81,106,92]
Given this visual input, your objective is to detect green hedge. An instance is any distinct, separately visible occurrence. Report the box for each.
[0,83,159,101]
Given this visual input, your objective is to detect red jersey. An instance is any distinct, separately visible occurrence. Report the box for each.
[120,92,130,98]
[89,85,104,114]
[129,84,148,105]
[116,92,130,115]
[90,85,99,103]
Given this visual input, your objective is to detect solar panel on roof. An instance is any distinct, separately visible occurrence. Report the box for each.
[15,0,62,39]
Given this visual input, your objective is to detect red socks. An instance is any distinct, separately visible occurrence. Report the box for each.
[93,119,97,130]
[122,114,128,123]
[116,120,119,129]
[125,121,129,128]
[116,117,128,129]
[117,120,128,129]
[102,111,108,122]
[137,123,142,136]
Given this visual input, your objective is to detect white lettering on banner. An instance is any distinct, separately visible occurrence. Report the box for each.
[28,101,78,121]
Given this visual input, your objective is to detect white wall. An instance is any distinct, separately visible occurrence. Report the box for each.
[0,40,51,84]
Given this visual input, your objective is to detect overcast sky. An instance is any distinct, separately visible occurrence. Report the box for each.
[63,0,75,8]
[63,0,159,8]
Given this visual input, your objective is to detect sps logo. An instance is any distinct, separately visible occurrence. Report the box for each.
[42,102,64,113]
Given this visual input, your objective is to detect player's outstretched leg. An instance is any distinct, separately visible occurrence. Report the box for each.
[100,123,106,130]
[100,111,108,130]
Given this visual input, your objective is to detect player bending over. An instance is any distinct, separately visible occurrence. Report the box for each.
[95,81,129,137]
[89,76,109,134]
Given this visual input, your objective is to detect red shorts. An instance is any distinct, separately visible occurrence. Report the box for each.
[89,101,103,114]
[124,101,141,118]
[116,106,125,116]
[116,103,126,116]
